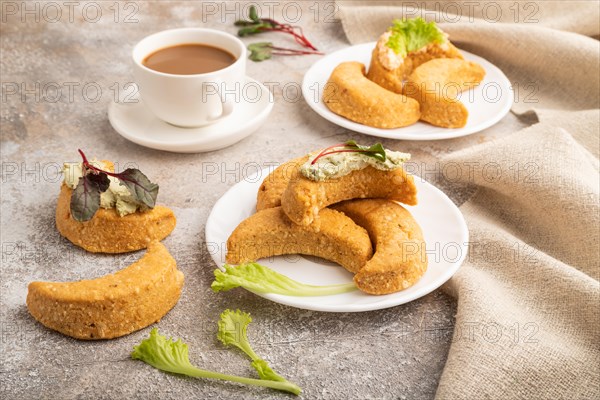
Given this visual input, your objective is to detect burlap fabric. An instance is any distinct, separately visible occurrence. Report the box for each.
[337,2,599,398]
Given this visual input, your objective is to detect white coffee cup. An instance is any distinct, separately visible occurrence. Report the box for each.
[132,28,247,128]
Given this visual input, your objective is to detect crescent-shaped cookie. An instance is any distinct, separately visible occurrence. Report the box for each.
[226,207,373,273]
[257,156,307,211]
[403,58,486,128]
[281,166,417,226]
[26,241,184,340]
[323,62,420,129]
[332,199,427,295]
[366,41,463,94]
[56,184,176,253]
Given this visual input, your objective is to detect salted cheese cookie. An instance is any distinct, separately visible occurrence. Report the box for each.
[403,58,486,128]
[27,241,184,340]
[56,184,176,253]
[256,156,307,211]
[281,166,417,226]
[366,32,463,94]
[323,62,420,129]
[226,207,373,273]
[333,199,427,295]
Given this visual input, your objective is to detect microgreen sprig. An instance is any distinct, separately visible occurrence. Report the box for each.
[235,5,319,51]
[247,42,322,62]
[235,6,323,62]
[310,141,387,165]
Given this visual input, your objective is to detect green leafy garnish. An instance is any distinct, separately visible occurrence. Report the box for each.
[248,5,260,22]
[248,42,273,62]
[247,42,323,62]
[69,149,159,221]
[115,168,159,209]
[218,309,286,382]
[69,173,110,222]
[252,359,285,382]
[345,140,387,162]
[310,141,388,165]
[237,23,273,37]
[212,262,357,296]
[233,5,319,51]
[131,328,301,395]
[234,6,322,62]
[386,17,445,58]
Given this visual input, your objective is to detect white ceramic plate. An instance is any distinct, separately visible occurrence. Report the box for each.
[205,168,469,312]
[108,77,273,153]
[301,43,512,141]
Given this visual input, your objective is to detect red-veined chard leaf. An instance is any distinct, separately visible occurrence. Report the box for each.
[115,168,159,209]
[70,172,110,222]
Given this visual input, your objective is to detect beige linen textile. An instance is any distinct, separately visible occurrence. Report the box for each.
[337,1,600,112]
[337,2,600,399]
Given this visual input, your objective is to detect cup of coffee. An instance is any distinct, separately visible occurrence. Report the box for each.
[132,28,246,128]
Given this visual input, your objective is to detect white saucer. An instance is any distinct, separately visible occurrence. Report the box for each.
[108,77,273,153]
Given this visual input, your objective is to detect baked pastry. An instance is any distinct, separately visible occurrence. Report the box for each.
[404,58,486,128]
[226,207,373,273]
[248,145,426,295]
[323,61,420,129]
[333,199,427,294]
[57,160,176,253]
[27,241,184,340]
[281,165,417,226]
[366,18,463,94]
[257,156,307,211]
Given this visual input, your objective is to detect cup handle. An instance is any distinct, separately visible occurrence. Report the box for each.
[208,79,235,121]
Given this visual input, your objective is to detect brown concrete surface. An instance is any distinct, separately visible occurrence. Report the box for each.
[0,2,532,399]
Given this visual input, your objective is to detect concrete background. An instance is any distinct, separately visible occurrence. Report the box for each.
[1,1,531,399]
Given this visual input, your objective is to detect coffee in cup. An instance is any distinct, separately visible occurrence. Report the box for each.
[143,44,236,75]
[132,28,247,128]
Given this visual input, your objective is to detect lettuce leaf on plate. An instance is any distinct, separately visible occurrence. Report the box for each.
[386,17,445,58]
[211,262,356,296]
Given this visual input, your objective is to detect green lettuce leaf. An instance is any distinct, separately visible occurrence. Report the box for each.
[131,328,204,376]
[218,309,286,382]
[211,262,357,296]
[252,359,286,382]
[131,328,301,395]
[217,309,258,359]
[386,17,445,58]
